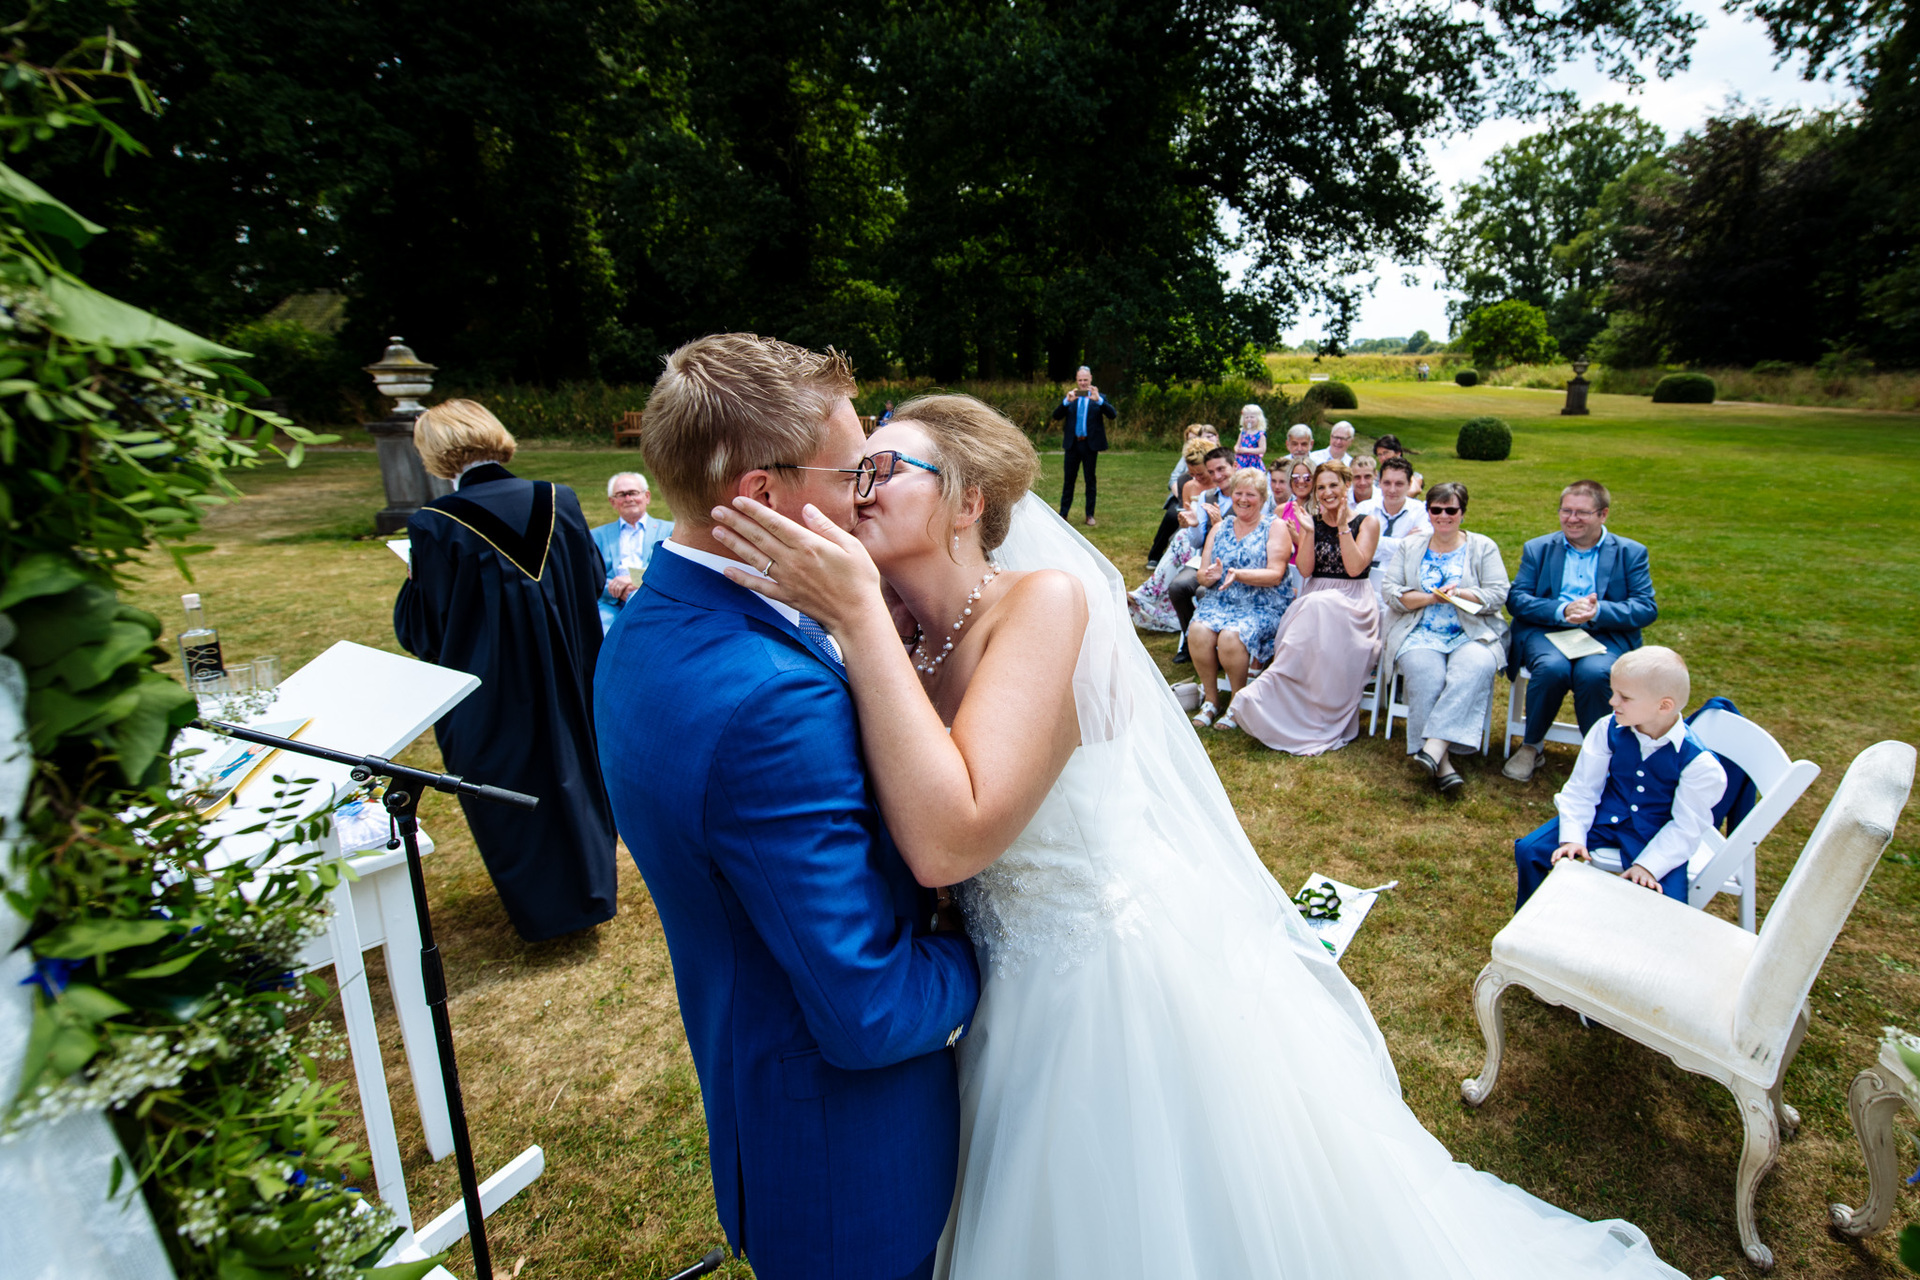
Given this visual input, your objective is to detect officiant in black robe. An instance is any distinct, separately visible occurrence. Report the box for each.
[393,399,618,941]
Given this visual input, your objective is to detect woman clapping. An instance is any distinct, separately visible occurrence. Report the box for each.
[1229,461,1383,753]
[1188,468,1294,730]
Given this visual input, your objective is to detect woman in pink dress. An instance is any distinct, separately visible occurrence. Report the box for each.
[1228,461,1384,754]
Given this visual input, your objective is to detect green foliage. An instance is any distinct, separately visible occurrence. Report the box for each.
[1902,1222,1920,1273]
[1438,105,1665,354]
[1456,415,1514,460]
[0,14,410,1277]
[432,381,653,442]
[1301,380,1359,411]
[1751,359,1795,376]
[852,377,1289,449]
[223,321,363,425]
[1455,369,1481,386]
[1651,372,1716,403]
[23,0,1708,385]
[1459,301,1560,370]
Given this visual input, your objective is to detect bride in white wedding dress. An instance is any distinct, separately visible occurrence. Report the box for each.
[709,394,1697,1280]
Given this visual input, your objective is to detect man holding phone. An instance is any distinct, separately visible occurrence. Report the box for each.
[1051,365,1116,527]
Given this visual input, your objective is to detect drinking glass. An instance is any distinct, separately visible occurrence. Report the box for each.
[191,674,227,717]
[225,662,255,695]
[252,655,280,691]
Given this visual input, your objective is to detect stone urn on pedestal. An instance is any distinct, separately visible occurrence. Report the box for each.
[1561,359,1592,416]
[363,337,452,535]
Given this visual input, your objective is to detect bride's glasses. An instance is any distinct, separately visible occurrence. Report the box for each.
[762,456,880,497]
[866,450,942,491]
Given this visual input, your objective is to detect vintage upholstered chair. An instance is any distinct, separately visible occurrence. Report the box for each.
[1461,740,1915,1270]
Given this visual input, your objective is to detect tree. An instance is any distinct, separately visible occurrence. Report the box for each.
[1403,330,1435,353]
[22,0,1709,386]
[1596,111,1850,365]
[1458,299,1560,367]
[1437,104,1665,355]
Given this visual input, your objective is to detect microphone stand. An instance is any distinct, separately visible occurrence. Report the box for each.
[197,718,538,1280]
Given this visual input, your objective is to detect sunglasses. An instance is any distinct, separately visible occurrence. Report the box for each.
[1428,505,1462,516]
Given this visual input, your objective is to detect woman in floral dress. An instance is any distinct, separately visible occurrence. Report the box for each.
[1187,468,1294,730]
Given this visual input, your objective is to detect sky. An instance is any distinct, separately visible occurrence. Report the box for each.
[1275,4,1854,347]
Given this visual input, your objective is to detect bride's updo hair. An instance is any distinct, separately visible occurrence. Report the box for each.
[889,394,1040,554]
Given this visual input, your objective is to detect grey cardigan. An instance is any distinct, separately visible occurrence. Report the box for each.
[1380,530,1511,671]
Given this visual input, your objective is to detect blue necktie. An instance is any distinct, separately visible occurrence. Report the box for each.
[794,612,845,671]
[1075,397,1089,438]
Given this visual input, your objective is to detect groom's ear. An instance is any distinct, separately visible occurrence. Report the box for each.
[734,467,776,508]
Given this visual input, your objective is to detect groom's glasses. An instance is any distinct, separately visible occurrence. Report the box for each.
[762,456,880,497]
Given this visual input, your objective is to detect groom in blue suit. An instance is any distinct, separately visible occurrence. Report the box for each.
[594,335,979,1280]
[1503,479,1658,782]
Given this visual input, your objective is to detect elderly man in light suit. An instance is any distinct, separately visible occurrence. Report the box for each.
[590,471,674,633]
[1502,479,1657,781]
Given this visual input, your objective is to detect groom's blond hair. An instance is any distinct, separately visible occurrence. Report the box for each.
[643,333,856,520]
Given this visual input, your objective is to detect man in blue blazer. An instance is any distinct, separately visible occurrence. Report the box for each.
[594,334,979,1280]
[1503,479,1658,782]
[589,470,674,633]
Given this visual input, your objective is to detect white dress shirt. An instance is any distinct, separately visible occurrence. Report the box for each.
[659,540,844,664]
[1308,447,1353,467]
[1355,495,1430,567]
[1556,713,1727,880]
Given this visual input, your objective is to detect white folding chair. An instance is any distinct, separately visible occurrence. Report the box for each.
[1588,708,1820,931]
[1503,665,1584,756]
[1382,660,1495,755]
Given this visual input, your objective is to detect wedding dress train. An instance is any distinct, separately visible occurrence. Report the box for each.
[934,496,1691,1280]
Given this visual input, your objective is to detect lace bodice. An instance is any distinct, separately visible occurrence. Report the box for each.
[956,737,1155,980]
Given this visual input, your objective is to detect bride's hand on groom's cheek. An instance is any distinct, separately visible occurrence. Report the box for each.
[712,498,882,631]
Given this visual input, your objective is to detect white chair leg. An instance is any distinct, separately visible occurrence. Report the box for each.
[1504,673,1527,758]
[1740,852,1757,933]
[1828,1064,1915,1237]
[1732,1079,1782,1270]
[1367,668,1381,737]
[1461,966,1510,1106]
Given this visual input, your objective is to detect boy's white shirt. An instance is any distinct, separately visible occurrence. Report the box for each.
[1555,712,1727,881]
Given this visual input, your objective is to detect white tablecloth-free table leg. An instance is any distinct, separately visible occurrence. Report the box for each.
[324,870,411,1231]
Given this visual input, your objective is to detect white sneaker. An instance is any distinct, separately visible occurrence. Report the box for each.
[1192,703,1218,728]
[1502,744,1541,782]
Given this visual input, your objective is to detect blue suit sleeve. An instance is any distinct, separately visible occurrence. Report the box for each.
[1505,541,1563,627]
[1591,542,1657,632]
[707,669,980,1072]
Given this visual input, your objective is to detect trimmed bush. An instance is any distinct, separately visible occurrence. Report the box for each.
[1300,379,1358,410]
[1456,416,1513,461]
[1455,369,1479,387]
[1651,372,1716,404]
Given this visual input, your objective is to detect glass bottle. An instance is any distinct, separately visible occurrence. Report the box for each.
[178,593,225,680]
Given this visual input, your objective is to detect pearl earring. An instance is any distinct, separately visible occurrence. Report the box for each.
[953,531,961,553]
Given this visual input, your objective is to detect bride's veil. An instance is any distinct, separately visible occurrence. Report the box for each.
[993,493,1396,1083]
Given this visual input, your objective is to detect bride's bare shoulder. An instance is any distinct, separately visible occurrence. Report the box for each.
[996,568,1087,618]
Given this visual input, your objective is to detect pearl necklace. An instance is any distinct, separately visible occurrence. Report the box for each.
[911,566,1000,674]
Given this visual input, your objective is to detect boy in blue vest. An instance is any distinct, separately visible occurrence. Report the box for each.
[1513,645,1726,910]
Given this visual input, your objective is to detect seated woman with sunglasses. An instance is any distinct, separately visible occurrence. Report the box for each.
[1378,482,1510,792]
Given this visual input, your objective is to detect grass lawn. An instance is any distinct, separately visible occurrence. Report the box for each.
[124,382,1919,1278]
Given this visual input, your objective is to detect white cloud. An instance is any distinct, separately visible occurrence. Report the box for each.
[1277,5,1855,345]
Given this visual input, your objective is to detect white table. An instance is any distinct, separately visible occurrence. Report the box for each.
[181,640,543,1268]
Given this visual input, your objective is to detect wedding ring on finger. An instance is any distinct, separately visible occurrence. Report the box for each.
[762,558,775,577]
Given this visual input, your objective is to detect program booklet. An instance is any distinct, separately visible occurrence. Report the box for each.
[387,539,411,567]
[1545,628,1609,660]
[191,718,313,816]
